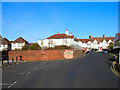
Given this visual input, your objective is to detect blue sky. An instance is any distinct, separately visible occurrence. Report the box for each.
[2,2,118,43]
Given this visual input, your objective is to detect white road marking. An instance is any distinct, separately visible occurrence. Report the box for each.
[26,72,31,75]
[0,83,11,85]
[8,81,17,88]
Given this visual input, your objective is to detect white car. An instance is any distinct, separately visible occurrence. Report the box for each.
[96,50,103,52]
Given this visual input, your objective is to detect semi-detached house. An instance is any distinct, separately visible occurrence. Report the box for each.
[75,35,114,49]
[11,37,29,50]
[0,38,11,51]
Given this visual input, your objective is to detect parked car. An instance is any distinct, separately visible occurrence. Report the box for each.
[96,49,103,52]
[85,50,91,54]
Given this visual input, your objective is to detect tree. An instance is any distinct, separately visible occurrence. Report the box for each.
[21,45,30,50]
[108,42,113,50]
[30,43,41,50]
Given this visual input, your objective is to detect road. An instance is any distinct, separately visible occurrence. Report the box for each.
[2,52,119,88]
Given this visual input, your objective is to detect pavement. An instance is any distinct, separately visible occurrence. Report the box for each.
[2,51,120,88]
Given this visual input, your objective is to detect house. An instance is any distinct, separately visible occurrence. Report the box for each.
[74,38,92,49]
[113,33,120,49]
[89,35,114,49]
[0,38,11,51]
[74,35,114,50]
[11,37,29,50]
[37,29,75,48]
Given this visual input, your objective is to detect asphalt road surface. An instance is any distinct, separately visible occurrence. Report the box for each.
[2,52,119,88]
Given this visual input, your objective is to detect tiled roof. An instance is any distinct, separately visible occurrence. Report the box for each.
[90,37,104,42]
[10,41,14,43]
[12,37,29,44]
[83,39,90,43]
[2,38,11,44]
[46,34,74,39]
[105,37,115,42]
[116,33,120,37]
[75,39,90,43]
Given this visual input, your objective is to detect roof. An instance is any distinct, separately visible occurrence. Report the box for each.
[12,37,29,44]
[116,33,120,37]
[2,38,11,44]
[75,39,90,43]
[46,34,74,39]
[90,37,104,42]
[105,37,115,42]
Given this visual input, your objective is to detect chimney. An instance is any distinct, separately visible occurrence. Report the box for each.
[57,32,59,34]
[66,29,68,35]
[70,32,72,36]
[103,35,105,38]
[89,35,91,39]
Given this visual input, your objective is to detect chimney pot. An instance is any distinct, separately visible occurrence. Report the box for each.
[57,32,59,34]
[70,32,72,36]
[65,29,68,35]
[89,35,91,39]
[103,35,105,38]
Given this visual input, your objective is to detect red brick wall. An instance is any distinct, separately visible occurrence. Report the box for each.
[8,50,66,61]
[8,49,83,61]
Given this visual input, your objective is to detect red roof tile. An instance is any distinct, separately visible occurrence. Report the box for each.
[116,33,120,37]
[12,37,29,44]
[91,37,104,42]
[84,39,90,43]
[2,38,11,44]
[105,37,115,41]
[75,39,90,43]
[46,34,74,39]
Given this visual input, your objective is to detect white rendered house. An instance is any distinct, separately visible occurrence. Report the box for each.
[89,35,114,49]
[11,37,29,50]
[74,38,92,49]
[0,38,11,51]
[75,35,114,50]
[37,29,75,48]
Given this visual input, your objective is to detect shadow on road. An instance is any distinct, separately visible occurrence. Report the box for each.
[108,58,116,61]
[106,61,112,68]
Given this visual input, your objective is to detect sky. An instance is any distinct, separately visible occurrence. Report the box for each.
[2,2,118,43]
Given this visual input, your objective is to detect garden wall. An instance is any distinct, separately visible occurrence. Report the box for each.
[8,50,83,61]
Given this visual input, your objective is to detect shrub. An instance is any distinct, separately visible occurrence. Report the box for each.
[45,45,72,50]
[30,43,41,50]
[108,42,113,50]
[55,45,72,50]
[21,45,30,50]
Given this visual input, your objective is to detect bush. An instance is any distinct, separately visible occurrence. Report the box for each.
[30,43,41,50]
[55,45,72,50]
[21,45,30,50]
[45,45,72,50]
[108,42,113,50]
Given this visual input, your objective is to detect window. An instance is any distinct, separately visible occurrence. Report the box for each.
[13,43,16,47]
[3,45,5,47]
[18,43,23,47]
[63,39,67,43]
